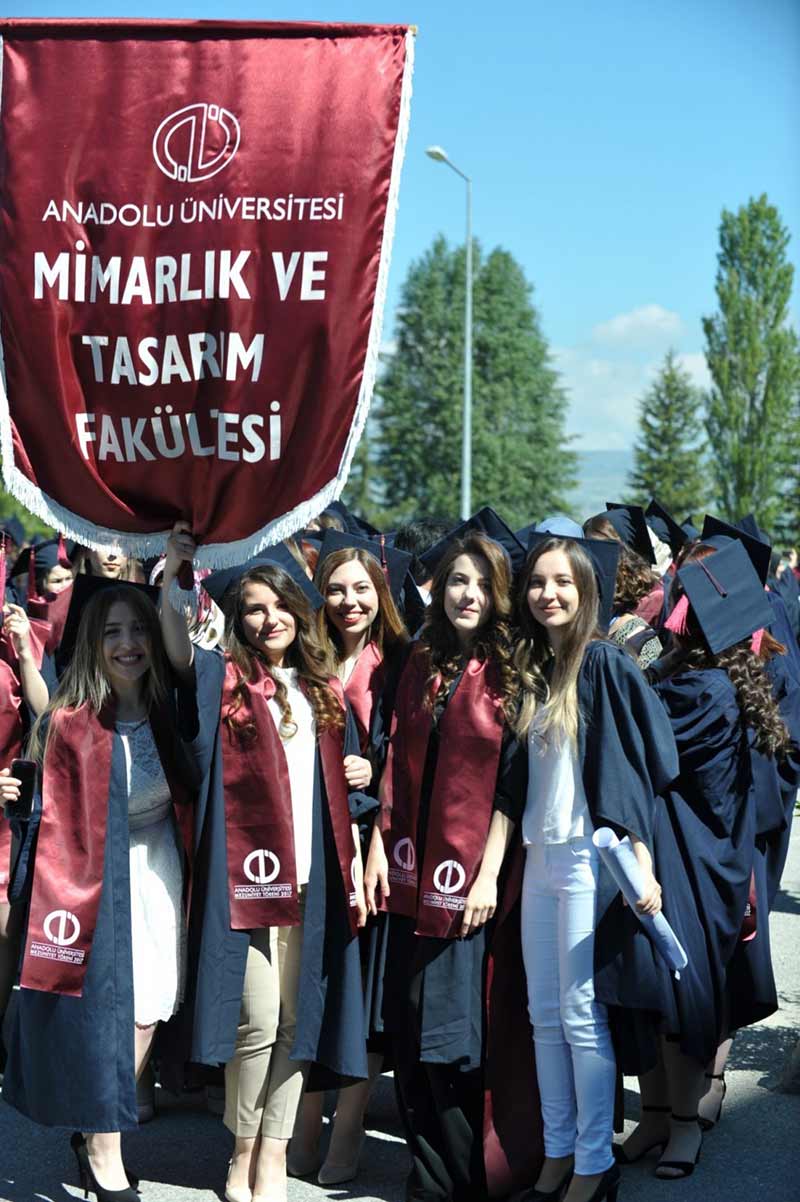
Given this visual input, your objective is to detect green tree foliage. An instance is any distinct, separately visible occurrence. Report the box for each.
[357,236,575,529]
[0,480,53,543]
[626,349,709,522]
[703,195,800,531]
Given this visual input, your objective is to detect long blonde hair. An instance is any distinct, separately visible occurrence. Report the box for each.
[28,586,168,763]
[513,538,603,745]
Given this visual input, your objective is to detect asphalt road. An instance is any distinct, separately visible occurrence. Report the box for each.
[2,826,799,1202]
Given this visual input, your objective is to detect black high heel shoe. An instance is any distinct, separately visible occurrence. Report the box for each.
[568,1164,622,1202]
[698,1072,726,1131]
[70,1132,140,1201]
[654,1114,703,1180]
[612,1103,671,1164]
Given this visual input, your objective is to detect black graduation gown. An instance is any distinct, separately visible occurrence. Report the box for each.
[2,689,200,1132]
[760,648,800,908]
[767,591,800,682]
[379,668,525,1202]
[650,668,762,1063]
[171,648,376,1087]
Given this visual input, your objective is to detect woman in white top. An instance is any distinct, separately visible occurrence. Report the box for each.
[513,535,675,1202]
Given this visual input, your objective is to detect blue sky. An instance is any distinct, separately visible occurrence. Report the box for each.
[9,0,800,450]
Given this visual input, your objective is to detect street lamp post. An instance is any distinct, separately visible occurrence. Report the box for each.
[426,145,473,520]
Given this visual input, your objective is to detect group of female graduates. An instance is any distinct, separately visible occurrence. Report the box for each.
[0,496,797,1202]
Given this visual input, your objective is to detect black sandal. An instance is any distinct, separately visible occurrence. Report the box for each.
[613,1104,671,1164]
[655,1114,703,1180]
[698,1072,727,1131]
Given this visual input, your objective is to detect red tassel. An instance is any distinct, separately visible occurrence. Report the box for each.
[664,594,690,636]
[751,628,765,656]
[0,537,7,602]
[57,531,71,568]
[28,547,39,603]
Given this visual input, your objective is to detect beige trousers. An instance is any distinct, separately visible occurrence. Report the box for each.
[223,920,308,1139]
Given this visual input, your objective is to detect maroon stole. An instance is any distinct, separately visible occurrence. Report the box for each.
[380,644,505,938]
[20,699,192,997]
[0,620,51,897]
[343,640,385,753]
[27,583,73,656]
[221,657,359,936]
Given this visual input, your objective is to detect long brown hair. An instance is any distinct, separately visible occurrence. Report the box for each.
[667,544,791,759]
[583,514,658,613]
[513,538,603,745]
[418,531,517,720]
[315,547,408,670]
[223,564,343,740]
[29,586,168,763]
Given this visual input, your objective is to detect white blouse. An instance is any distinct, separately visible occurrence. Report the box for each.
[522,711,592,845]
[267,666,316,886]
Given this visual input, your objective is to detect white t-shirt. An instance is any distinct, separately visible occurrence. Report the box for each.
[267,666,316,886]
[522,710,592,845]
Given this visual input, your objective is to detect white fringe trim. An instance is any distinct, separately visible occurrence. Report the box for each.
[0,29,415,571]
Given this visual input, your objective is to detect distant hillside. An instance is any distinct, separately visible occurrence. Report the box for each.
[568,450,634,521]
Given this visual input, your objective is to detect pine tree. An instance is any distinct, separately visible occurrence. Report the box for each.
[703,194,800,530]
[371,236,575,528]
[626,350,709,522]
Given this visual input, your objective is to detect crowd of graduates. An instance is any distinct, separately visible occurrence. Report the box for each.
[0,495,798,1202]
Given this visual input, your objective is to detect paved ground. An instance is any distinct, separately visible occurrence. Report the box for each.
[2,826,799,1202]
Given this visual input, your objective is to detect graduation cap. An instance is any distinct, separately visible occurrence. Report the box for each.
[516,515,583,544]
[700,515,771,586]
[59,575,161,666]
[420,507,526,575]
[645,500,687,559]
[11,535,73,580]
[681,518,700,541]
[604,503,656,565]
[0,516,25,548]
[525,524,621,632]
[323,500,380,538]
[673,540,772,655]
[736,513,769,545]
[315,529,413,604]
[202,543,324,612]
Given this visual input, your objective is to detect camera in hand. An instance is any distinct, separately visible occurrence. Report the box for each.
[6,758,37,821]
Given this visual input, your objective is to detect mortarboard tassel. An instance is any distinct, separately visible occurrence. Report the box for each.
[0,536,7,602]
[751,628,765,656]
[56,532,71,568]
[664,594,691,637]
[379,533,390,584]
[28,547,39,602]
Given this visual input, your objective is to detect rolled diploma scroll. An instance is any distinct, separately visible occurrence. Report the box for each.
[592,828,688,978]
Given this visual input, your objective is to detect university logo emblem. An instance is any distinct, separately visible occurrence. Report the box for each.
[432,859,466,895]
[153,102,241,182]
[43,909,81,947]
[393,837,416,872]
[243,849,281,885]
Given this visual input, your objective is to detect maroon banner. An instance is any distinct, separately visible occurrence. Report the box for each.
[0,20,413,566]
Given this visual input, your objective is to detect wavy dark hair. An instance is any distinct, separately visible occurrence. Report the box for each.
[582,513,658,613]
[223,564,343,740]
[418,531,517,721]
[513,537,604,745]
[668,544,791,759]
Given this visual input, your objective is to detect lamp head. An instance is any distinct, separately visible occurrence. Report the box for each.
[426,145,449,163]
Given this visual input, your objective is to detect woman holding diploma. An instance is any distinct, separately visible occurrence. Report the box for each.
[513,525,679,1202]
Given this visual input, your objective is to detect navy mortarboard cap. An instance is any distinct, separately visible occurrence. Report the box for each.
[681,518,699,541]
[59,575,160,666]
[202,544,324,611]
[525,527,621,632]
[604,503,656,565]
[324,501,380,538]
[315,529,412,604]
[516,515,584,543]
[420,507,526,575]
[645,500,687,558]
[11,536,73,580]
[701,515,771,586]
[0,517,25,547]
[736,513,769,545]
[677,540,772,654]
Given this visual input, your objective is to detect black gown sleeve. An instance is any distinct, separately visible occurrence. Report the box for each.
[493,729,526,823]
[343,699,380,823]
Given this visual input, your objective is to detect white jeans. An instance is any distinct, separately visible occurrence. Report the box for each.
[521,838,616,1175]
